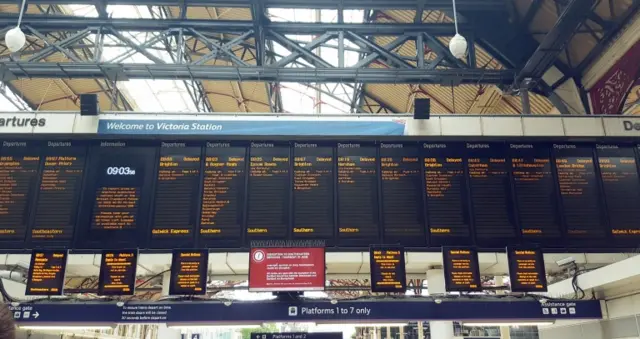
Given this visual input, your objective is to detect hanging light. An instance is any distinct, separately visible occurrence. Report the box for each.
[4,0,27,52]
[448,0,467,59]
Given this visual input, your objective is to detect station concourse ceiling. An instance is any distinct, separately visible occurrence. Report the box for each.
[0,0,638,115]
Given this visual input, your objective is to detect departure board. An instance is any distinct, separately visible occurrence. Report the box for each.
[169,249,208,295]
[369,245,406,293]
[150,142,201,247]
[423,143,471,245]
[380,143,425,246]
[247,143,289,239]
[509,144,562,240]
[442,247,481,292]
[26,249,67,296]
[466,143,517,244]
[337,143,379,246]
[507,247,547,293]
[293,143,334,240]
[30,141,86,245]
[0,141,40,242]
[553,144,606,238]
[198,143,246,247]
[598,145,640,238]
[98,249,138,296]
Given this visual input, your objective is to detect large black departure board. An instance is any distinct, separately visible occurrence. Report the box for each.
[26,249,67,296]
[30,141,86,247]
[507,247,547,293]
[98,249,138,296]
[150,142,201,248]
[423,143,471,245]
[247,143,290,240]
[0,141,40,244]
[553,144,606,239]
[293,143,334,241]
[198,142,246,247]
[337,143,379,246]
[597,145,640,239]
[466,143,517,245]
[380,143,425,246]
[509,144,562,242]
[169,249,208,295]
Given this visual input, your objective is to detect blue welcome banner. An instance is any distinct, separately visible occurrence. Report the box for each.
[98,119,407,136]
[10,299,601,324]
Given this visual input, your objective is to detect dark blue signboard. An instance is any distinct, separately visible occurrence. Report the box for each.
[8,300,601,324]
[251,333,342,339]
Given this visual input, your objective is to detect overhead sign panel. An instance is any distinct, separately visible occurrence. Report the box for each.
[25,249,68,296]
[248,247,325,292]
[169,249,208,295]
[98,249,138,296]
[507,247,548,293]
[369,245,406,293]
[442,247,482,292]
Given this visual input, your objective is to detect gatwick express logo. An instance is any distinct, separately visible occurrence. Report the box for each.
[0,116,46,128]
[623,120,640,131]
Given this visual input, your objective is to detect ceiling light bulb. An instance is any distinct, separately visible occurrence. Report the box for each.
[5,26,26,52]
[449,33,467,59]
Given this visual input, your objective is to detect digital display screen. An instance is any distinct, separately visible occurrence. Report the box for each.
[598,145,640,238]
[466,143,517,244]
[423,143,471,245]
[293,143,334,240]
[247,143,290,240]
[198,143,246,247]
[509,144,562,240]
[0,141,40,241]
[30,141,86,245]
[554,144,606,238]
[380,143,425,246]
[26,249,67,296]
[337,143,379,246]
[442,247,481,292]
[169,249,208,295]
[98,249,138,296]
[507,247,547,292]
[150,142,201,246]
[369,245,406,293]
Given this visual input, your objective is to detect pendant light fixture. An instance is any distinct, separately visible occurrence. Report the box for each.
[4,0,27,52]
[448,0,468,59]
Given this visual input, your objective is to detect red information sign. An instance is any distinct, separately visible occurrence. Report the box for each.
[249,247,325,292]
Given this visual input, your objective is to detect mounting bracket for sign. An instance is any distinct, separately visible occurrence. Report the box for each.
[250,240,326,248]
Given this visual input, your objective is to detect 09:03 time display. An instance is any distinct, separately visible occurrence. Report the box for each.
[1,138,640,252]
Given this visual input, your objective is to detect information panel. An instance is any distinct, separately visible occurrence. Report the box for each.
[369,245,406,293]
[26,249,67,296]
[597,145,640,238]
[247,143,290,240]
[553,144,606,239]
[442,247,481,292]
[0,141,40,242]
[337,143,379,246]
[423,143,471,245]
[466,143,517,245]
[169,249,208,295]
[249,247,325,292]
[98,249,138,296]
[198,143,246,247]
[507,247,547,293]
[380,143,425,246]
[150,142,201,247]
[509,143,562,241]
[293,143,334,240]
[30,141,86,246]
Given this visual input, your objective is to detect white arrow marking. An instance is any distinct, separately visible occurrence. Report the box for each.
[33,312,39,319]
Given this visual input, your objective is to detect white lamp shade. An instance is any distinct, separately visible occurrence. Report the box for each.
[5,27,26,52]
[449,33,468,59]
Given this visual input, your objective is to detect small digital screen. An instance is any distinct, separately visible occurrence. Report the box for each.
[98,249,138,296]
[554,144,606,238]
[507,247,547,293]
[293,143,334,240]
[150,143,201,246]
[247,143,290,239]
[30,142,86,245]
[380,143,425,246]
[442,247,481,292]
[0,141,41,241]
[169,249,208,295]
[598,145,640,238]
[423,143,471,245]
[198,143,246,247]
[26,249,67,296]
[337,143,379,245]
[369,245,406,293]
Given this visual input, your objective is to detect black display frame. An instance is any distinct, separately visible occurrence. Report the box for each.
[168,248,209,296]
[25,248,68,296]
